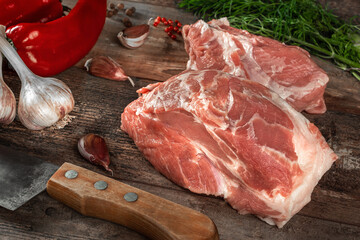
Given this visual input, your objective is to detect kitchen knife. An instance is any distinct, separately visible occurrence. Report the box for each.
[0,145,219,240]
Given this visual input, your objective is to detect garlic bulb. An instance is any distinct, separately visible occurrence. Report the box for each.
[0,53,16,124]
[17,74,75,130]
[0,25,74,130]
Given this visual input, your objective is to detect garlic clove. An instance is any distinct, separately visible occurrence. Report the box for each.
[78,133,113,174]
[118,23,150,49]
[123,23,149,38]
[0,25,74,130]
[84,56,135,86]
[0,53,16,124]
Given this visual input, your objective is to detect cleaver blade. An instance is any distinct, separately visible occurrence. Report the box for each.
[0,145,58,211]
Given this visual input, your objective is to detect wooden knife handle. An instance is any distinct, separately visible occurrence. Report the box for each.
[46,162,219,240]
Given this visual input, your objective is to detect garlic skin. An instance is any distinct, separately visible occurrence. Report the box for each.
[0,25,74,130]
[118,23,150,49]
[84,56,135,86]
[118,31,149,49]
[78,133,113,174]
[0,53,16,124]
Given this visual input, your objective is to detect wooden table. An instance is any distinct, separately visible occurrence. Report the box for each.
[0,0,359,239]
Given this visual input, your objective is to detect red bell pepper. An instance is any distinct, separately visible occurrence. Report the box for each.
[5,0,107,77]
[0,0,63,27]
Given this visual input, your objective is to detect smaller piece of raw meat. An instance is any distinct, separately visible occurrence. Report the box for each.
[182,18,329,114]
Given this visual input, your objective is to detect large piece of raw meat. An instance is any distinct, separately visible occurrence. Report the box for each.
[121,70,337,227]
[182,18,329,114]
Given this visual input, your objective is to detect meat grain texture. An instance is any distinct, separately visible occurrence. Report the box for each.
[121,70,337,227]
[183,18,329,114]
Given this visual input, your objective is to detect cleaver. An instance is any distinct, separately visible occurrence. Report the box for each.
[0,145,219,240]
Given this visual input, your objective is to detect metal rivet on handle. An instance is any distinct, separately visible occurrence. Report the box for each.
[94,180,108,190]
[124,192,138,202]
[65,170,78,179]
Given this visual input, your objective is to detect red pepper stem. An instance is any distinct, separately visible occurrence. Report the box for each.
[0,25,33,82]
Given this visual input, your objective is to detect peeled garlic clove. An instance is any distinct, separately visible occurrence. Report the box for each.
[78,133,113,174]
[118,23,150,49]
[0,54,16,124]
[84,56,135,86]
[0,25,74,130]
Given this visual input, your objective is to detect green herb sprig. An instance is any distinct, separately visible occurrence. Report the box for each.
[179,0,360,80]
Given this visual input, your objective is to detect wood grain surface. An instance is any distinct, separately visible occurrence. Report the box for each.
[0,0,359,239]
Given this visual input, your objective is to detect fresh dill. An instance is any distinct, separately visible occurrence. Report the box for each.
[179,0,360,80]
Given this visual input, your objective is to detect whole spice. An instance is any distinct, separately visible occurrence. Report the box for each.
[118,21,150,49]
[117,3,124,10]
[78,133,113,174]
[106,10,114,18]
[0,54,16,124]
[179,0,360,80]
[112,8,119,15]
[84,56,135,86]
[0,25,74,130]
[0,0,63,27]
[154,17,160,27]
[5,0,107,77]
[125,9,133,17]
[153,16,183,40]
[125,7,136,16]
[122,17,133,28]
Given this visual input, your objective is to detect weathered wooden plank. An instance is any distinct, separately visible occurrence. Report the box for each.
[0,180,359,240]
[0,220,110,240]
[127,0,178,8]
[305,111,360,196]
[318,0,360,23]
[0,0,360,239]
[300,188,360,227]
[76,1,197,82]
[313,57,360,115]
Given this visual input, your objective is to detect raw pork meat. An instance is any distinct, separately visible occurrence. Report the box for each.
[121,70,337,227]
[182,18,329,114]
